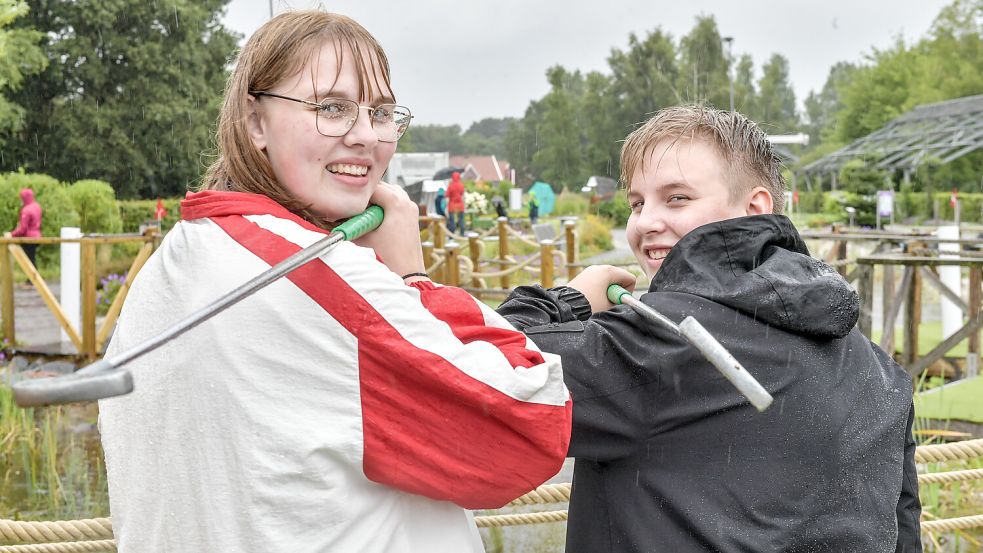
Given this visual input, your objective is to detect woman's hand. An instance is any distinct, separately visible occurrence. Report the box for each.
[354,182,427,280]
[566,265,637,313]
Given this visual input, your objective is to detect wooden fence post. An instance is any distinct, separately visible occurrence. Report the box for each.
[882,265,895,352]
[497,217,510,290]
[540,240,554,289]
[832,223,848,277]
[969,266,981,378]
[564,219,577,282]
[81,238,97,358]
[857,263,873,339]
[904,255,923,368]
[0,243,13,344]
[433,219,447,283]
[467,232,482,298]
[445,241,460,287]
[421,241,434,282]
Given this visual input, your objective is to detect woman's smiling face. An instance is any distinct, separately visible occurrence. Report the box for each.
[248,41,398,223]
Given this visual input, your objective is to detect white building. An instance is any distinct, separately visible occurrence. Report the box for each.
[385,152,450,187]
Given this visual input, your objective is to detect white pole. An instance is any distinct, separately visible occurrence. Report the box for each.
[937,225,961,341]
[60,227,82,346]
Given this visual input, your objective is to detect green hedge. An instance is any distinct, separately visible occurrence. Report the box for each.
[68,180,122,234]
[0,172,81,268]
[797,191,983,224]
[0,173,187,271]
[117,198,183,232]
[593,193,630,226]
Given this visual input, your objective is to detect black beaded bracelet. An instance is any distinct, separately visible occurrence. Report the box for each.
[401,272,429,280]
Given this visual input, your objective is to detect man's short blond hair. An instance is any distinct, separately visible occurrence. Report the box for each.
[620,105,786,214]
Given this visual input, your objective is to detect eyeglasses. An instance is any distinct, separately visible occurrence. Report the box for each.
[250,91,412,143]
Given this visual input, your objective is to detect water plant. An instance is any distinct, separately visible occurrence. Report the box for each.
[0,380,108,520]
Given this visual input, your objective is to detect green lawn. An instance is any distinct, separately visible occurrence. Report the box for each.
[872,320,969,358]
[916,375,983,424]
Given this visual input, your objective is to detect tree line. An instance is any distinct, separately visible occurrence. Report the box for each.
[0,0,237,198]
[406,0,982,193]
[0,0,979,199]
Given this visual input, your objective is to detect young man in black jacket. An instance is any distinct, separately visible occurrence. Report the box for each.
[497,105,921,553]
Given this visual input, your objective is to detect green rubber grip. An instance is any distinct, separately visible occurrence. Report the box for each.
[334,205,385,241]
[607,284,631,305]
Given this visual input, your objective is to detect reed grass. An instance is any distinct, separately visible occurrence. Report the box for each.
[0,379,108,520]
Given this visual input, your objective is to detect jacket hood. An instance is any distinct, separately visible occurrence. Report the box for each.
[20,188,35,204]
[650,214,859,338]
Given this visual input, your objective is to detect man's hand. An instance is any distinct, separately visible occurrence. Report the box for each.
[567,265,637,313]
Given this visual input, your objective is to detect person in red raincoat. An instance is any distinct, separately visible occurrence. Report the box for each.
[7,188,43,269]
[445,171,465,233]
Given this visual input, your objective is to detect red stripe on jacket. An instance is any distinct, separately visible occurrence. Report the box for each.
[415,282,546,370]
[212,214,571,508]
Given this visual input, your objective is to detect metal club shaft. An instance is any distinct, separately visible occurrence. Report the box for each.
[12,206,385,407]
[608,285,773,412]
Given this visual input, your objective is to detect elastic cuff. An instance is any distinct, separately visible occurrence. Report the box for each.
[548,286,592,321]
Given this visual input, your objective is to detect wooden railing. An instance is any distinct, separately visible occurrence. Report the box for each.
[855,254,983,378]
[801,227,983,378]
[0,233,159,359]
[418,216,581,296]
[0,218,579,359]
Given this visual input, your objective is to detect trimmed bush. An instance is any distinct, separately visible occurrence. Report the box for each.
[68,180,122,233]
[0,172,80,268]
[593,192,630,226]
[578,213,614,257]
[553,191,590,216]
[117,198,182,232]
[795,191,825,213]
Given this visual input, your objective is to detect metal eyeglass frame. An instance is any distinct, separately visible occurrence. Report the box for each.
[249,91,412,142]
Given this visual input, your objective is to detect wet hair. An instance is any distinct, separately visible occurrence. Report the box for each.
[619,105,786,214]
[200,10,395,226]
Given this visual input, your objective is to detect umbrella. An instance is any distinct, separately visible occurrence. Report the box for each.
[432,167,466,181]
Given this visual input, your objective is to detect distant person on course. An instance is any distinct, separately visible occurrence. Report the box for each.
[446,170,465,233]
[7,188,42,269]
[434,186,447,217]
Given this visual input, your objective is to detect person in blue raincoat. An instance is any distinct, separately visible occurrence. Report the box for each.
[434,187,446,217]
[528,190,539,225]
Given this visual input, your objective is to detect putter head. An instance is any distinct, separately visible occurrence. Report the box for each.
[12,362,134,407]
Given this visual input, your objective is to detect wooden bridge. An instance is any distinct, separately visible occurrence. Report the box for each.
[803,225,983,379]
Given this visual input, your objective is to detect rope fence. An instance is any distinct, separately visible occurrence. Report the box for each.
[418,216,577,289]
[1,299,981,550]
[0,540,116,553]
[6,440,979,549]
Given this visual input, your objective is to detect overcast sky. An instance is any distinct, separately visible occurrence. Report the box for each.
[221,0,950,129]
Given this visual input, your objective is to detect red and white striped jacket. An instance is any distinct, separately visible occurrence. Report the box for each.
[99,190,572,553]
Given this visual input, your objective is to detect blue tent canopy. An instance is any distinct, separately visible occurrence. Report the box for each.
[529,181,556,216]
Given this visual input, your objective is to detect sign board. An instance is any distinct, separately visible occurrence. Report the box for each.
[509,188,523,211]
[876,190,894,218]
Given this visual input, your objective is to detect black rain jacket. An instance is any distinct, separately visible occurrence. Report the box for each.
[498,215,921,553]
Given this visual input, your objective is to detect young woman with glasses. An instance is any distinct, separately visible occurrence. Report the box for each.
[98,11,571,553]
